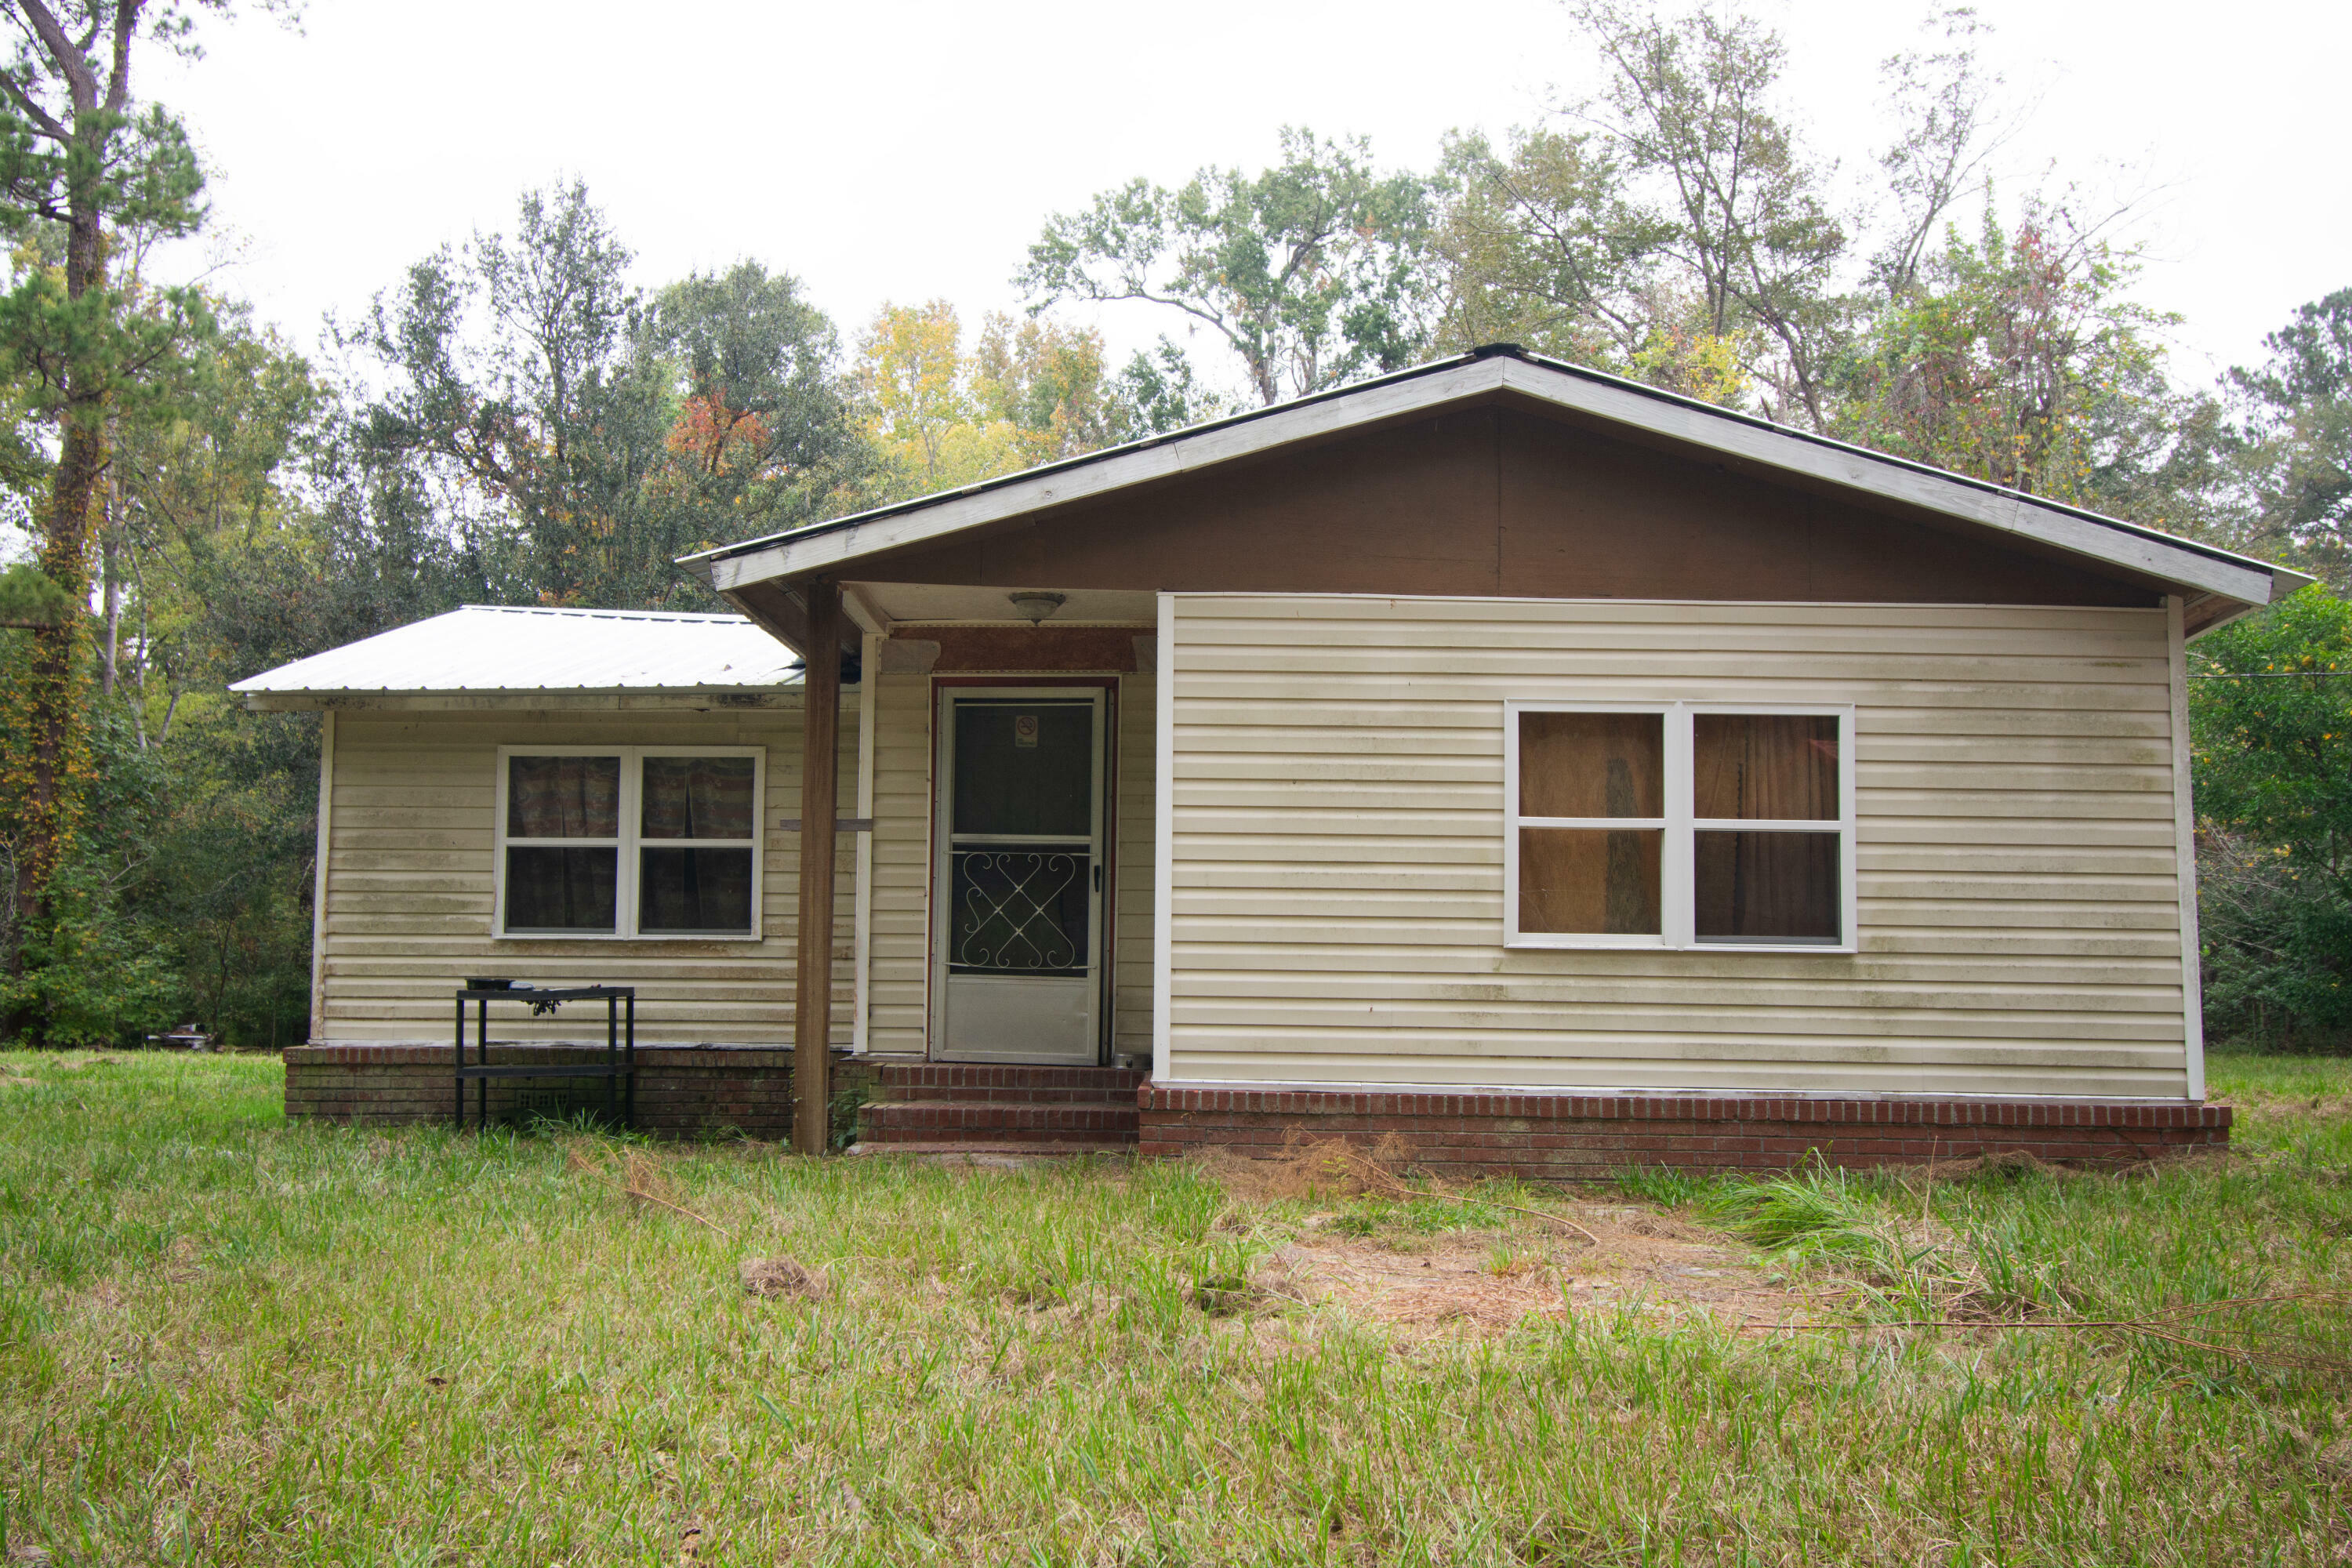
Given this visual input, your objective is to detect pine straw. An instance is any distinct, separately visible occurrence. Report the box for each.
[566,1146,729,1233]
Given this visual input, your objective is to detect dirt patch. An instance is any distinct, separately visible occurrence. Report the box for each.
[1262,1229,1806,1338]
[1191,1138,1828,1339]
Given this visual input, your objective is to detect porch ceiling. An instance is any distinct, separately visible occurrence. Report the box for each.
[844,583,1158,631]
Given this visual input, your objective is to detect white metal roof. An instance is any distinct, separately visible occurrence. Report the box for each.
[230,605,803,703]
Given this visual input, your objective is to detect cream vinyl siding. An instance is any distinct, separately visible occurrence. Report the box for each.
[1162,594,2192,1100]
[1114,673,1156,1059]
[320,707,858,1045]
[866,673,934,1054]
[863,667,1158,1060]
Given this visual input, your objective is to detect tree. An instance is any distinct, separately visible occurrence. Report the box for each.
[637,260,871,557]
[347,179,644,605]
[2188,585,2352,1044]
[0,0,231,944]
[1102,336,1232,442]
[2227,289,2352,588]
[1019,128,1434,406]
[1434,5,2004,424]
[1566,0,1849,426]
[347,182,869,609]
[1831,200,2183,512]
[971,311,1112,460]
[1869,7,2006,301]
[855,299,978,492]
[853,302,1175,500]
[1429,126,1666,371]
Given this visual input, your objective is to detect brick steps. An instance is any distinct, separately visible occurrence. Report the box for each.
[859,1098,1140,1142]
[854,1062,1145,1151]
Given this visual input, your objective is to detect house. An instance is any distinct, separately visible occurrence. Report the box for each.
[241,345,2303,1173]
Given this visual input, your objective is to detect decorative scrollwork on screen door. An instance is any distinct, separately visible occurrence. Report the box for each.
[950,849,1088,973]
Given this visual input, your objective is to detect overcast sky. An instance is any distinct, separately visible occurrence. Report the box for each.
[140,0,2345,399]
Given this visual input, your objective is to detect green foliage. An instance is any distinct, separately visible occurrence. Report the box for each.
[0,861,182,1047]
[1431,125,1670,374]
[0,562,71,625]
[2190,585,2352,859]
[343,182,871,611]
[1833,201,2186,514]
[1102,336,1232,441]
[2227,289,2352,586]
[1019,126,1433,406]
[2189,585,2352,1046]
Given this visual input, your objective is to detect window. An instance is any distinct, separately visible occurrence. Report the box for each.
[1504,704,1853,952]
[495,747,764,938]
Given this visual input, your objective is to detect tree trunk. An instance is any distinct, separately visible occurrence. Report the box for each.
[101,451,120,696]
[15,201,109,941]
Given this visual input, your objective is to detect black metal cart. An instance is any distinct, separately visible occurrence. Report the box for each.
[452,984,636,1131]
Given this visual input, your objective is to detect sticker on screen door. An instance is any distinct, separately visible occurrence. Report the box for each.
[1014,714,1040,748]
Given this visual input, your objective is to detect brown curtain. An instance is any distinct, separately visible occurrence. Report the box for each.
[507,756,620,839]
[1693,715,1836,821]
[1693,716,1838,941]
[642,756,757,840]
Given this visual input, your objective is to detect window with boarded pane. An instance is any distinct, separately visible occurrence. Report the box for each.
[496,748,763,938]
[1505,705,1853,951]
[1515,713,1664,937]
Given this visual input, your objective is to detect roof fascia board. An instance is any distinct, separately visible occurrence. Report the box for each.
[1490,360,2280,606]
[699,359,1512,592]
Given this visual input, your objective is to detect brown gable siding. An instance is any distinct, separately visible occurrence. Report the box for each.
[849,405,2157,608]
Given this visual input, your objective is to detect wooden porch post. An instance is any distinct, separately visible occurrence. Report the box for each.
[793,579,842,1155]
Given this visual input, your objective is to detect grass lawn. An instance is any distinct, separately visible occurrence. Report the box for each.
[2,1051,2349,1566]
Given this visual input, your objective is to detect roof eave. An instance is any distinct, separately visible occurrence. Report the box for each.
[235,683,815,713]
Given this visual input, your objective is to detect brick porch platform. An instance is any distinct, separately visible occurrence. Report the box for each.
[1137,1083,2231,1178]
[854,1063,1145,1155]
[283,1044,875,1141]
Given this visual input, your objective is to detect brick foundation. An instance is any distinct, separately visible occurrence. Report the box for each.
[1137,1083,2231,1178]
[284,1044,878,1141]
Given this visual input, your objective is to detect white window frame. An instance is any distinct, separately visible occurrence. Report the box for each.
[1503,701,1856,954]
[494,744,765,941]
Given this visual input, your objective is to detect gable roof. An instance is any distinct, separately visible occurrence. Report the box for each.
[229,605,804,708]
[679,343,2304,626]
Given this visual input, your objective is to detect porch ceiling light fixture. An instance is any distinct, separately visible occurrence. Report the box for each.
[1008,591,1066,625]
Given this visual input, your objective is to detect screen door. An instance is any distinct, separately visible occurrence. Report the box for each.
[931,689,1107,1063]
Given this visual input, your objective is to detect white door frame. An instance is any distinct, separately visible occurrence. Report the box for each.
[928,684,1110,1063]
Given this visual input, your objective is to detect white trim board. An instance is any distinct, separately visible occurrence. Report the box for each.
[308,710,335,1044]
[1151,592,1175,1082]
[687,351,2297,611]
[851,632,879,1053]
[2167,595,2208,1101]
